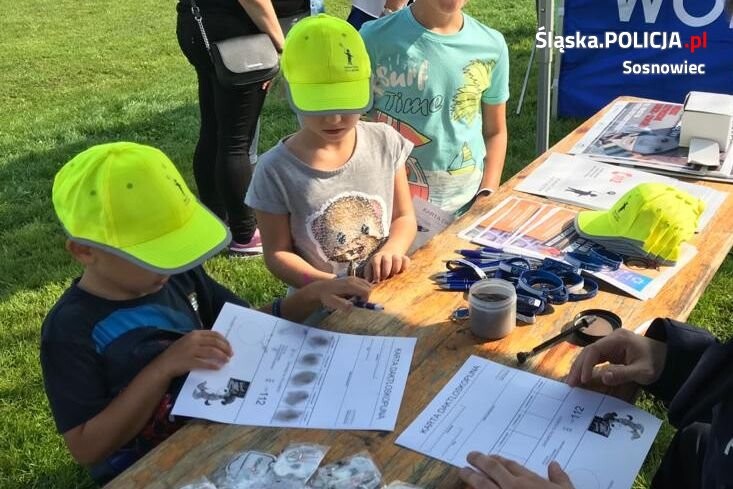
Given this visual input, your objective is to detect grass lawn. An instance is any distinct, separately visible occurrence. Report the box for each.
[1,0,731,487]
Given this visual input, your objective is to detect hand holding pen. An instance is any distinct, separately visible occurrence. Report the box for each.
[348,260,385,311]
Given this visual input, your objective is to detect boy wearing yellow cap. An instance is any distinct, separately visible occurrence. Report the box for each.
[246,14,416,285]
[360,0,509,214]
[41,142,371,483]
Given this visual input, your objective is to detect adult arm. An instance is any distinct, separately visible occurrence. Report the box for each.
[384,0,408,13]
[237,0,286,52]
[642,318,719,404]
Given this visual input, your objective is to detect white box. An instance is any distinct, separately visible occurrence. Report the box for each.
[679,91,733,151]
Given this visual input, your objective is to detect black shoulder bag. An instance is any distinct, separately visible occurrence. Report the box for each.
[190,0,280,87]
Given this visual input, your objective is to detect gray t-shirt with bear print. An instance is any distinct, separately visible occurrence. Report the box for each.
[245,121,413,277]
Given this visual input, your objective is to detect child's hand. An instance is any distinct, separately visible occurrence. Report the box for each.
[365,251,411,283]
[318,277,372,312]
[156,330,233,378]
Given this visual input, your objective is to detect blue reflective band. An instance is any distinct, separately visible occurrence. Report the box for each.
[515,291,547,323]
[565,249,621,272]
[445,259,499,279]
[589,248,623,270]
[517,270,568,304]
[499,257,532,276]
[541,257,579,275]
[567,276,599,301]
[553,270,584,293]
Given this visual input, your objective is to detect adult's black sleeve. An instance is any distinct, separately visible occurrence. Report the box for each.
[643,318,717,405]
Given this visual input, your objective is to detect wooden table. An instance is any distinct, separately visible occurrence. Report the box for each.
[107,98,733,488]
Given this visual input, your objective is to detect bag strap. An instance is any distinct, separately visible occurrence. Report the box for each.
[189,0,212,53]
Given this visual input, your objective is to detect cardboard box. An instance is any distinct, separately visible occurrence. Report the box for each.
[679,91,733,151]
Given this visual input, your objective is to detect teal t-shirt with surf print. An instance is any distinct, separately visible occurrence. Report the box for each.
[361,8,509,213]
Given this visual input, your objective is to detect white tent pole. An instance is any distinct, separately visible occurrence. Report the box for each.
[536,0,553,154]
[516,44,536,116]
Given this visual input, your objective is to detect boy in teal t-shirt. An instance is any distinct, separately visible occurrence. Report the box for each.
[360,0,509,213]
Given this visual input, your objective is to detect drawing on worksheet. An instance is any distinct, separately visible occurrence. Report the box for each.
[173,303,416,431]
[396,356,661,489]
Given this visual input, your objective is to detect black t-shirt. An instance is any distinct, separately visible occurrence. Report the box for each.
[40,266,249,482]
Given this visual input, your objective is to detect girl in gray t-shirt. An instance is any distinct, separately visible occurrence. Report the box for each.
[246,119,416,286]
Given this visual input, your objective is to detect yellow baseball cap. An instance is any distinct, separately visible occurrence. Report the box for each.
[575,183,704,261]
[281,14,372,114]
[52,142,230,273]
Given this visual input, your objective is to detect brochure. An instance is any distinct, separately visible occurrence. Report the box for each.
[396,356,661,489]
[409,196,455,255]
[569,100,733,182]
[457,196,696,300]
[172,303,416,431]
[515,153,727,232]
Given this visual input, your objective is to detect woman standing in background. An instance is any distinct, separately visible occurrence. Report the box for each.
[176,0,307,254]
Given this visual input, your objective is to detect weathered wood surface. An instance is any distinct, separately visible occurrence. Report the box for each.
[106,98,733,488]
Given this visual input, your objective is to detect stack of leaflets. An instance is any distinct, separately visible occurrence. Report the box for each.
[569,100,733,183]
[458,196,696,300]
[515,153,727,232]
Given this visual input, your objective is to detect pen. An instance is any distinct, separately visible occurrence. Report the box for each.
[457,249,497,259]
[446,258,502,266]
[432,267,486,279]
[434,278,481,285]
[434,270,486,279]
[438,283,474,291]
[481,246,504,253]
[346,260,384,309]
[352,299,384,311]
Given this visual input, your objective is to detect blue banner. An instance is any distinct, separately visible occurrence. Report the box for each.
[557,0,733,118]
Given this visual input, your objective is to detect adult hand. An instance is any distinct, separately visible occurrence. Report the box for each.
[567,328,667,387]
[155,330,233,378]
[365,251,410,283]
[316,276,373,312]
[459,453,574,489]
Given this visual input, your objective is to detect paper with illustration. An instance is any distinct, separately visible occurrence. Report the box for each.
[408,196,455,255]
[515,152,727,232]
[172,303,416,431]
[396,356,661,489]
[568,100,733,182]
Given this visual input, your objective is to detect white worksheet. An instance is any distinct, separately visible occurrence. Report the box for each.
[172,303,416,431]
[396,356,661,489]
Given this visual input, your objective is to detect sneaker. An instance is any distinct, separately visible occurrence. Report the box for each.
[228,228,263,256]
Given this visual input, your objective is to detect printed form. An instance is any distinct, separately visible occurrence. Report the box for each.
[396,356,661,489]
[173,303,416,431]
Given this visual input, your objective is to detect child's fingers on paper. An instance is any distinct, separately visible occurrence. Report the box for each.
[458,466,500,489]
[197,346,231,365]
[194,358,226,370]
[466,453,514,487]
[198,332,233,356]
[491,455,526,477]
[547,461,573,487]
